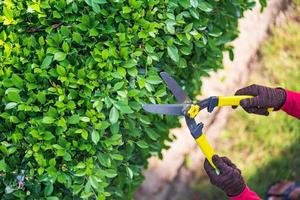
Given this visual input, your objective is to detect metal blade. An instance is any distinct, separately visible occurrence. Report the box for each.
[160,72,191,103]
[142,104,188,116]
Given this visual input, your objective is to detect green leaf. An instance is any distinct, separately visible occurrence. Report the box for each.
[74,170,86,177]
[110,154,123,161]
[117,67,126,77]
[81,130,88,140]
[104,169,117,178]
[57,117,67,128]
[122,6,131,14]
[190,0,198,8]
[146,76,162,85]
[167,46,179,63]
[179,0,191,8]
[128,89,139,97]
[180,46,192,55]
[102,49,109,59]
[62,42,70,53]
[91,130,100,144]
[12,74,24,88]
[198,1,213,12]
[137,140,149,149]
[146,56,152,65]
[37,92,46,104]
[6,89,21,103]
[94,0,107,4]
[113,82,124,91]
[46,197,59,200]
[190,8,199,19]
[84,0,106,13]
[146,129,159,140]
[126,166,133,179]
[109,107,119,124]
[259,0,267,8]
[76,162,86,169]
[179,58,188,68]
[120,47,129,59]
[184,23,193,33]
[53,144,64,150]
[80,116,90,122]
[68,115,80,124]
[98,154,111,167]
[56,65,66,76]
[10,116,20,123]
[73,32,82,43]
[165,19,176,34]
[44,132,55,141]
[0,159,7,172]
[38,36,45,46]
[115,102,133,114]
[128,67,138,77]
[89,176,98,189]
[80,192,93,199]
[44,184,54,196]
[122,59,137,68]
[166,13,175,20]
[89,28,99,36]
[54,52,66,61]
[145,43,154,53]
[208,28,222,37]
[229,48,234,61]
[43,116,55,124]
[5,102,17,110]
[7,92,21,102]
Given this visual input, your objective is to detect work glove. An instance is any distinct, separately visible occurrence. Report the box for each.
[204,155,246,197]
[233,84,286,116]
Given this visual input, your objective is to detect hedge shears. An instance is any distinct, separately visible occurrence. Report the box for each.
[143,72,273,174]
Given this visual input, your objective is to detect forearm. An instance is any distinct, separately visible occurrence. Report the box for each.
[230,186,261,200]
[281,90,300,120]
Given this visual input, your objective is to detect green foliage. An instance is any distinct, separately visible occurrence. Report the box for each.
[0,0,257,199]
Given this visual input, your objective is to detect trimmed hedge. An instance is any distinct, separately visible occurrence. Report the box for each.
[0,0,263,199]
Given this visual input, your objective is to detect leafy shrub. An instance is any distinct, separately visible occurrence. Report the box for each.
[0,0,260,199]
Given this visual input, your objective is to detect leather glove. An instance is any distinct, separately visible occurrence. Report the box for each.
[233,84,286,116]
[204,155,246,197]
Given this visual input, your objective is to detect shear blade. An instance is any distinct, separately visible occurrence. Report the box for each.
[142,104,187,116]
[160,72,191,103]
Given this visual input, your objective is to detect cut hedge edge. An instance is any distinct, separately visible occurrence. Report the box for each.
[0,0,263,199]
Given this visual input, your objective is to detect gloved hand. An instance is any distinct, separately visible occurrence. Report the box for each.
[233,84,286,116]
[204,155,246,197]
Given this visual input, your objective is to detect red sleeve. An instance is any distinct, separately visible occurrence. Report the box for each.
[230,186,261,200]
[281,90,300,120]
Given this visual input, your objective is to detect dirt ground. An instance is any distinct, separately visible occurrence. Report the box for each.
[134,0,292,199]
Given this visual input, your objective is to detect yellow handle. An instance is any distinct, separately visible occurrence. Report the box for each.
[217,95,253,106]
[267,108,274,113]
[195,134,217,169]
[218,95,274,113]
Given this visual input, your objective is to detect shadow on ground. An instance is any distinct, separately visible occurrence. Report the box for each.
[246,134,300,197]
